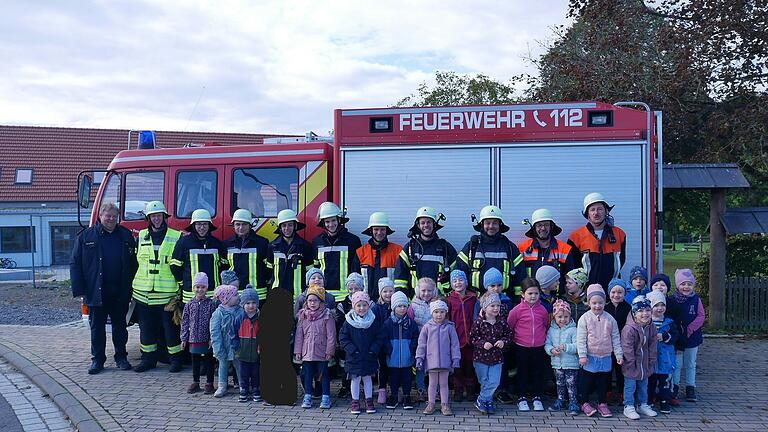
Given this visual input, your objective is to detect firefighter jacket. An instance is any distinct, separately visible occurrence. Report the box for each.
[267,235,313,300]
[518,237,576,294]
[567,223,626,290]
[457,232,525,297]
[133,226,181,306]
[394,235,457,297]
[356,238,403,302]
[170,233,229,303]
[312,227,362,302]
[225,231,270,300]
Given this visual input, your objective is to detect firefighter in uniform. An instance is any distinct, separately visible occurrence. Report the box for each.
[224,209,270,304]
[518,208,576,296]
[133,201,184,373]
[457,205,526,296]
[356,212,403,302]
[170,209,229,304]
[567,192,626,291]
[394,206,457,297]
[267,209,313,301]
[311,202,361,303]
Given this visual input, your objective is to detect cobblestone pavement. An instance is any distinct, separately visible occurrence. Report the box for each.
[0,357,74,431]
[0,324,766,431]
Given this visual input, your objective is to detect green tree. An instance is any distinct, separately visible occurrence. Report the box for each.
[394,71,520,107]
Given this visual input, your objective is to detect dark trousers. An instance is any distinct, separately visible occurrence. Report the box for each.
[648,373,671,403]
[136,301,181,361]
[378,352,389,389]
[516,345,547,398]
[191,351,214,384]
[453,345,477,394]
[578,369,610,404]
[89,299,128,364]
[302,361,330,396]
[499,349,515,391]
[388,367,413,397]
[240,359,261,393]
[609,353,624,394]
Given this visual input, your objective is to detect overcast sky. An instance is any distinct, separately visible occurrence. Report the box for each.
[0,0,570,135]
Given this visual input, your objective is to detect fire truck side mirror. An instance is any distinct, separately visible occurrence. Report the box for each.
[78,174,93,209]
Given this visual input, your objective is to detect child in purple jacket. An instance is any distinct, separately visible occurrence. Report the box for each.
[181,272,216,395]
[416,299,461,416]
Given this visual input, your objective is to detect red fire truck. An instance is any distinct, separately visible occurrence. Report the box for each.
[78,101,663,273]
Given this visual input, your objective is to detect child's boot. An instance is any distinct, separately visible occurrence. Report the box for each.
[441,403,453,416]
[350,399,361,414]
[301,394,312,408]
[659,400,671,413]
[685,386,697,402]
[377,388,387,404]
[320,395,331,409]
[213,385,227,398]
[187,382,200,394]
[568,401,580,415]
[203,383,215,395]
[670,385,680,406]
[486,401,496,415]
[238,389,249,403]
[365,398,376,413]
[385,395,398,409]
[402,395,414,410]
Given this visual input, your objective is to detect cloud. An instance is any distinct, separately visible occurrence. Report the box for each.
[0,0,570,134]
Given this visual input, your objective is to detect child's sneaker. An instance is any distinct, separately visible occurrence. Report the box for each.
[350,399,361,414]
[238,391,249,403]
[495,389,514,404]
[623,405,640,420]
[486,401,497,415]
[187,382,200,394]
[365,398,376,413]
[638,403,658,417]
[386,395,399,409]
[582,402,597,417]
[597,403,612,417]
[320,395,331,409]
[252,391,262,402]
[532,398,545,411]
[549,399,565,411]
[475,398,487,414]
[377,388,387,404]
[423,402,435,415]
[301,394,312,408]
[568,401,580,415]
[213,386,227,398]
[402,395,414,410]
[203,383,215,395]
[659,400,671,414]
[441,403,453,416]
[517,398,530,411]
[685,386,697,402]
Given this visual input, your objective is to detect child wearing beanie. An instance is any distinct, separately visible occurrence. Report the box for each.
[648,272,684,405]
[470,291,511,415]
[446,269,479,402]
[535,265,561,313]
[407,277,438,402]
[416,299,461,416]
[294,268,336,316]
[563,268,589,324]
[625,266,650,304]
[646,290,678,414]
[339,291,384,415]
[576,284,623,418]
[621,296,658,420]
[220,269,240,289]
[382,291,419,410]
[545,299,580,415]
[670,268,705,403]
[181,272,216,394]
[373,277,395,403]
[210,284,242,398]
[605,278,631,405]
[507,278,550,412]
[334,272,366,398]
[294,284,336,409]
[233,288,261,402]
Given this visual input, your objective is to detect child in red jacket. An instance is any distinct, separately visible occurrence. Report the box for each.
[446,269,478,401]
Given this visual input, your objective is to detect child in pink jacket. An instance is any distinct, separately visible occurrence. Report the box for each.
[294,285,337,409]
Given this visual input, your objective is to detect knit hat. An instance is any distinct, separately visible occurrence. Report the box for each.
[608,278,628,292]
[629,266,648,283]
[305,267,324,286]
[674,268,696,288]
[535,265,560,290]
[391,291,409,309]
[450,269,468,285]
[378,277,395,297]
[586,284,605,300]
[429,299,448,313]
[306,285,326,303]
[649,273,672,291]
[351,291,370,306]
[345,272,364,292]
[480,291,500,311]
[631,295,651,315]
[214,284,238,305]
[220,270,238,286]
[566,268,588,289]
[646,290,666,308]
[552,299,571,315]
[192,272,208,287]
[483,268,503,289]
[240,288,259,306]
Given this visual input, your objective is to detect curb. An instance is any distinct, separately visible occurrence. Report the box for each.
[0,342,105,432]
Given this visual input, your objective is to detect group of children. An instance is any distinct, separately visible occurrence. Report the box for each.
[177,263,705,420]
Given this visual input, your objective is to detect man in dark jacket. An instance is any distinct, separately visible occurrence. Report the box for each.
[225,209,270,304]
[71,202,138,374]
[312,202,361,303]
[518,208,576,296]
[267,209,313,300]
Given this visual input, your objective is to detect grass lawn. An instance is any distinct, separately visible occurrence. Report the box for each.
[662,249,702,275]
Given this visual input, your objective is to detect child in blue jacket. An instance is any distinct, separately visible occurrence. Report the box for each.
[646,291,678,414]
[382,291,419,410]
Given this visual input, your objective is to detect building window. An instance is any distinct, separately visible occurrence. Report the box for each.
[176,170,217,218]
[0,227,35,253]
[15,169,33,184]
[124,171,165,220]
[232,167,298,218]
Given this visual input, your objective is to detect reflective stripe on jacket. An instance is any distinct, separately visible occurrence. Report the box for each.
[312,228,362,302]
[457,233,525,296]
[133,227,181,305]
[225,231,270,301]
[393,236,457,297]
[170,233,229,303]
[567,224,626,290]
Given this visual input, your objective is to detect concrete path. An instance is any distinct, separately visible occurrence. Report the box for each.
[0,324,766,431]
[0,358,74,431]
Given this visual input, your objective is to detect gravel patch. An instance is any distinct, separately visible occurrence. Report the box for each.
[0,283,81,326]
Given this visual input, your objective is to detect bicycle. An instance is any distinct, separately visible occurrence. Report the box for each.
[0,257,17,269]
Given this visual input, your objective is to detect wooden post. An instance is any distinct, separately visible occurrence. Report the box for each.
[709,189,727,328]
